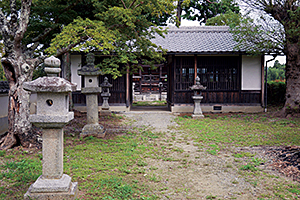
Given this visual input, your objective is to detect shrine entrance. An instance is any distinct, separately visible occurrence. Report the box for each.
[131,64,169,110]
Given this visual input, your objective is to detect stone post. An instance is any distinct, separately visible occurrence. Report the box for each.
[100,77,112,116]
[23,56,78,200]
[78,53,105,137]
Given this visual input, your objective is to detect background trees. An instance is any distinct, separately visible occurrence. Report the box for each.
[0,0,174,149]
[268,60,286,82]
[231,0,299,116]
[179,0,240,25]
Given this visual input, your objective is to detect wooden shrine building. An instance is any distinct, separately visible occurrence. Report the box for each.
[67,26,264,113]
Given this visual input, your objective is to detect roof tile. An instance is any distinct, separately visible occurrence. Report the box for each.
[152,26,241,53]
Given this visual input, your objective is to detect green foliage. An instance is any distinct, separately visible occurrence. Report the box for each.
[230,14,285,55]
[47,0,174,78]
[32,64,46,80]
[182,0,240,24]
[267,81,286,105]
[0,64,6,81]
[205,10,241,26]
[267,60,285,82]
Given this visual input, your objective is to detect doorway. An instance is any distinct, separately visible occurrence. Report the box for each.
[131,64,169,111]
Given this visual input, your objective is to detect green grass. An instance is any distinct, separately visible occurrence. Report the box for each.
[175,114,300,147]
[1,112,300,199]
[132,100,167,106]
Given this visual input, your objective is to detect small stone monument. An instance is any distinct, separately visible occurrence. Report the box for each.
[78,53,105,137]
[100,77,112,116]
[23,56,78,200]
[190,76,206,119]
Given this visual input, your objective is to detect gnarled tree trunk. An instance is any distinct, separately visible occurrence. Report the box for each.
[282,41,300,116]
[1,55,39,149]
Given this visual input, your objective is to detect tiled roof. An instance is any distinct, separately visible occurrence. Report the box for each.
[0,81,9,93]
[152,26,242,54]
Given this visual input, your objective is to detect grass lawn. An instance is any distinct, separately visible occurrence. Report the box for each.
[0,112,299,199]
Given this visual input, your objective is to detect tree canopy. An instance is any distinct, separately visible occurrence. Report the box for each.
[46,0,175,78]
[205,10,241,26]
[180,0,240,25]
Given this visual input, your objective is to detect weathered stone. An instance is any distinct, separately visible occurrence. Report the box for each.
[23,77,76,93]
[77,53,105,137]
[81,87,102,94]
[190,76,206,118]
[24,181,78,200]
[30,174,71,193]
[42,129,64,179]
[100,77,112,115]
[23,56,78,200]
[81,123,105,138]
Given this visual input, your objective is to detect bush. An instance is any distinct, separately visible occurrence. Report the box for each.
[267,81,286,105]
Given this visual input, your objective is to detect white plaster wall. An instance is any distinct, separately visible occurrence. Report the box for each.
[71,55,82,90]
[242,56,262,90]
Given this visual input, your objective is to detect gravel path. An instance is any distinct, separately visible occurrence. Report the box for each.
[122,111,295,200]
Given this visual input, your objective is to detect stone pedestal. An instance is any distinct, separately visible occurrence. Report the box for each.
[23,56,78,200]
[100,95,111,116]
[192,96,204,119]
[80,88,105,137]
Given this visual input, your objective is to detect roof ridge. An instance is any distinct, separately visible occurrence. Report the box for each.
[166,26,229,32]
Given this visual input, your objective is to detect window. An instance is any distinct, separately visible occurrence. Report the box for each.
[175,57,195,90]
[197,56,239,91]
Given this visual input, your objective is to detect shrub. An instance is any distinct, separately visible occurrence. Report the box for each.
[267,81,286,105]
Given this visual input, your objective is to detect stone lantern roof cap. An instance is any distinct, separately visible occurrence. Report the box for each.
[100,77,112,88]
[23,77,77,93]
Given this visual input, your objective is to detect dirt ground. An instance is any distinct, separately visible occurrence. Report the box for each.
[123,111,300,200]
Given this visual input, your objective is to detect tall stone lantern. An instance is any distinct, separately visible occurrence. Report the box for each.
[78,53,105,137]
[23,56,78,200]
[190,76,206,119]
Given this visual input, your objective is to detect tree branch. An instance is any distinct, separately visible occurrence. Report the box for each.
[128,0,137,8]
[54,0,82,24]
[120,0,127,9]
[0,10,10,37]
[15,0,32,43]
[9,0,18,32]
[55,35,88,58]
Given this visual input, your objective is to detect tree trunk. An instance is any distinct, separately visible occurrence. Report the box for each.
[0,56,41,149]
[281,42,300,116]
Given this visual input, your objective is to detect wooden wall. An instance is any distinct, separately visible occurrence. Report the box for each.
[72,75,126,106]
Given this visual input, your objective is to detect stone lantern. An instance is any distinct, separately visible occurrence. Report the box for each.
[23,56,78,200]
[190,76,206,119]
[100,77,112,116]
[78,53,105,137]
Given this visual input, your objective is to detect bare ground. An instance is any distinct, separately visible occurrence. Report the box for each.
[123,112,300,200]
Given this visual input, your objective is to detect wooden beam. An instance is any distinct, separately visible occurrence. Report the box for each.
[261,55,265,107]
[126,67,130,107]
[194,55,197,84]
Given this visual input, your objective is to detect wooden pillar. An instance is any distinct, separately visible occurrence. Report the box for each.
[194,55,197,84]
[261,55,265,107]
[126,67,130,107]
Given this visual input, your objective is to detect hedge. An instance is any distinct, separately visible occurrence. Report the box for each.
[267,81,286,105]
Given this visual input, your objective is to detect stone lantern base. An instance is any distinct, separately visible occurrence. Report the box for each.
[192,95,204,119]
[24,175,78,200]
[81,123,105,138]
[100,110,112,116]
